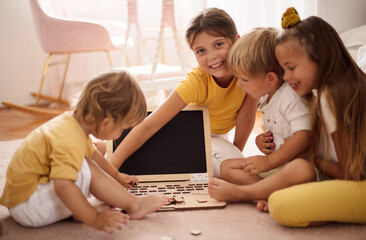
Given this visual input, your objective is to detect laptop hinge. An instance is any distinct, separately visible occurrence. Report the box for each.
[190,173,209,183]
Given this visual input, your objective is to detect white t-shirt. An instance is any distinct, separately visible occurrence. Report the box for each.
[318,93,338,162]
[258,82,311,150]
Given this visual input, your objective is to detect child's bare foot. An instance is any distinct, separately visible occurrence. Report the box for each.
[208,178,248,202]
[256,200,269,212]
[127,194,170,220]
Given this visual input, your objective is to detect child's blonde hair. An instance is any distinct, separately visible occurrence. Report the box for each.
[73,70,146,132]
[277,15,366,180]
[185,8,238,49]
[228,27,283,81]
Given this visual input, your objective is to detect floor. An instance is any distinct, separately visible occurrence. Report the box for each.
[0,108,53,141]
[0,107,263,141]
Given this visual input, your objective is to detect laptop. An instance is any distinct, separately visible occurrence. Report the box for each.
[106,105,226,210]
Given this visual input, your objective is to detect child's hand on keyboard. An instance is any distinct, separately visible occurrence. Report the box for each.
[116,172,139,189]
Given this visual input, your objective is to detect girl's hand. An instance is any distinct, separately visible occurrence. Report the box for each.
[92,209,129,234]
[116,172,139,189]
[255,131,275,155]
[241,155,272,175]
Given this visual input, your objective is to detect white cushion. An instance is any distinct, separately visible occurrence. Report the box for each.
[357,45,366,73]
[340,25,366,49]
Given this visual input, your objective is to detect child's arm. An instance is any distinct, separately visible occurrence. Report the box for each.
[54,178,127,233]
[91,150,138,188]
[315,128,348,179]
[242,130,311,174]
[110,91,187,168]
[234,95,258,151]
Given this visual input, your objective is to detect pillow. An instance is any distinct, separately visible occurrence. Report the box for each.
[340,25,366,49]
[357,45,366,73]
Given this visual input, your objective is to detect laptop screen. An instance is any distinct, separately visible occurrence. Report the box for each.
[114,109,208,175]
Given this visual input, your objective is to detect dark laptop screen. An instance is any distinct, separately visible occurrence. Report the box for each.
[114,110,207,175]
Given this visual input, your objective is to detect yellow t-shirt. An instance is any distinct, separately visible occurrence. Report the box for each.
[175,66,246,134]
[0,112,96,208]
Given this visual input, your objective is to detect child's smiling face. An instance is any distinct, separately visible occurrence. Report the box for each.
[192,31,235,86]
[275,39,318,96]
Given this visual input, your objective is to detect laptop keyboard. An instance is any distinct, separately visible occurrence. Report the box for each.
[128,183,209,196]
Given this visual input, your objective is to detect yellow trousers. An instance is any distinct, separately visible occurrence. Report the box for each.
[268,180,366,227]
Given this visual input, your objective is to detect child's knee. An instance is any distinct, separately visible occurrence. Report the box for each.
[268,190,298,227]
[268,188,310,227]
[284,159,316,183]
[268,190,287,224]
[295,159,316,182]
[220,159,233,179]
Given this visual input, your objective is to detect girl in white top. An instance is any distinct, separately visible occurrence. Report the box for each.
[269,8,366,227]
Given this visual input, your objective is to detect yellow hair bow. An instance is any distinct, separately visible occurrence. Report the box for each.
[281,7,301,29]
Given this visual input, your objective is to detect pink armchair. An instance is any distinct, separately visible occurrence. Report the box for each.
[2,0,129,117]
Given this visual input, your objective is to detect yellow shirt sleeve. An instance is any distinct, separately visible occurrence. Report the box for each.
[175,66,246,134]
[175,67,209,105]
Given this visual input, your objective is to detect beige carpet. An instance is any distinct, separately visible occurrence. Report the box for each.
[1,138,366,240]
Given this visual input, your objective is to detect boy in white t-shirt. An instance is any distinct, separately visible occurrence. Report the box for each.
[208,27,316,211]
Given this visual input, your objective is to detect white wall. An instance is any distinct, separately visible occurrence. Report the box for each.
[1,0,366,107]
[317,0,366,33]
[0,0,196,107]
[0,0,46,106]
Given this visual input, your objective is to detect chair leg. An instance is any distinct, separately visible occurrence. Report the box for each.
[150,25,165,80]
[172,25,185,74]
[122,23,132,66]
[1,101,65,118]
[105,51,113,68]
[35,53,52,107]
[57,53,71,102]
[135,22,143,65]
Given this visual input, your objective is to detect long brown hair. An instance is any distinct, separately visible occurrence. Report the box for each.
[277,16,366,180]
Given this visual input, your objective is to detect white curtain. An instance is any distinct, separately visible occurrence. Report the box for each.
[175,0,317,69]
[40,0,316,98]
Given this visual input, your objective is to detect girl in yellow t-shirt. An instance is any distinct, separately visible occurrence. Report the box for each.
[269,8,366,227]
[0,70,169,233]
[107,8,258,177]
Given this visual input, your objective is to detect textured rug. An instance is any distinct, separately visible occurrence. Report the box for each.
[1,138,366,240]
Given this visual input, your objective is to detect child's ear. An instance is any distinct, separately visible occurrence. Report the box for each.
[101,118,109,126]
[100,118,113,129]
[266,72,279,87]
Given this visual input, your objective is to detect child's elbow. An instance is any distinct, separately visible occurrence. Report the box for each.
[54,178,73,195]
[294,130,312,149]
[236,114,255,128]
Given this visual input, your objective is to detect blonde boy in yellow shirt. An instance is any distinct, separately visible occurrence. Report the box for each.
[0,70,169,233]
